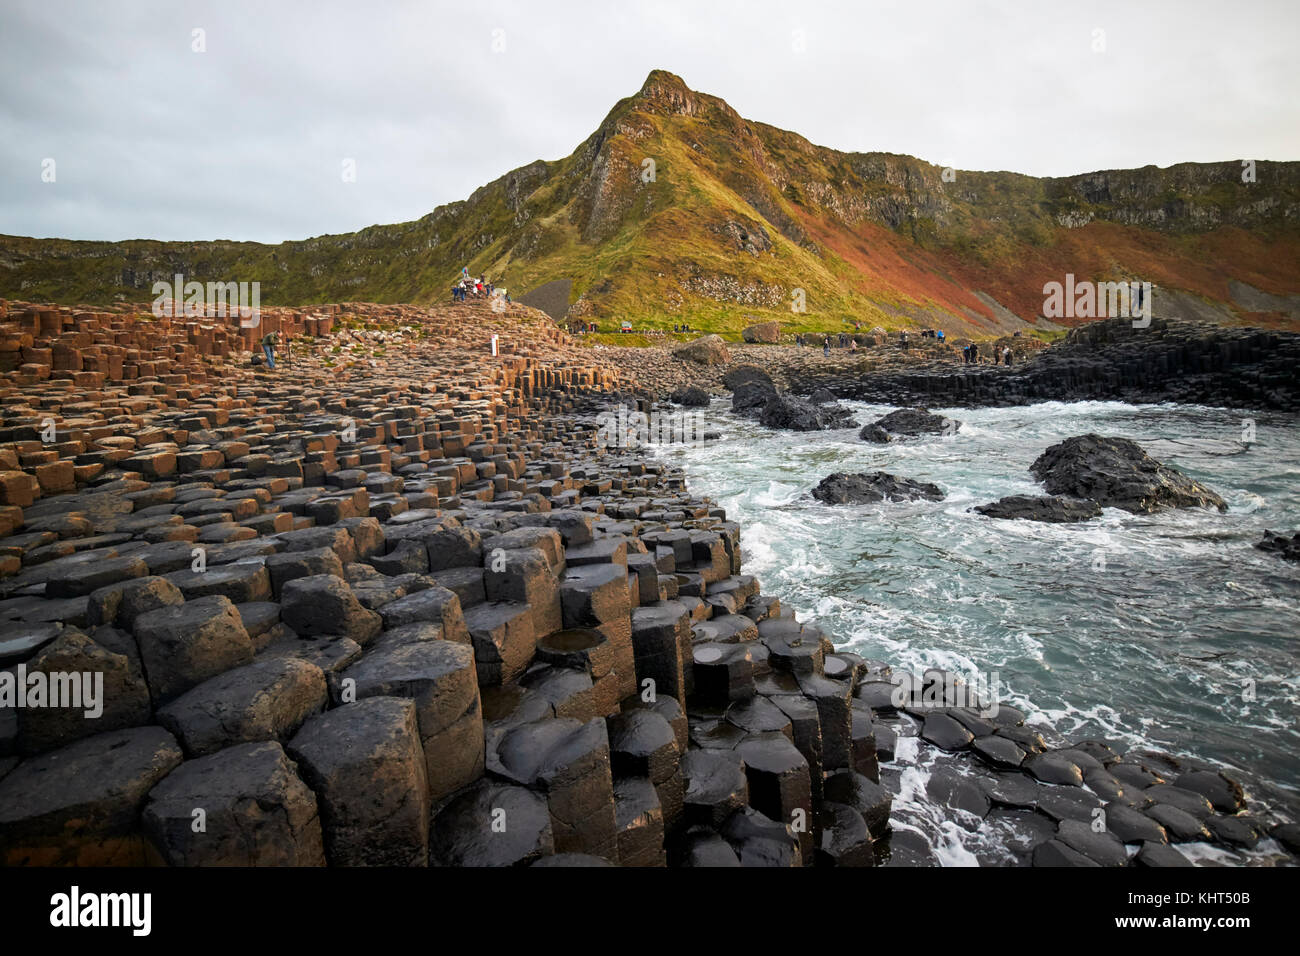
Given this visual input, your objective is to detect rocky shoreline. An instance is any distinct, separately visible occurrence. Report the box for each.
[606,316,1300,413]
[0,298,1295,867]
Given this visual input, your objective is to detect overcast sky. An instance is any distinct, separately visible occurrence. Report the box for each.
[1,0,1296,244]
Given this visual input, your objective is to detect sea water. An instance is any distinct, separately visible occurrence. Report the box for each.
[656,399,1300,865]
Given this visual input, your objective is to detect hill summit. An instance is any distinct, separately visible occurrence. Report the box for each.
[3,69,1299,338]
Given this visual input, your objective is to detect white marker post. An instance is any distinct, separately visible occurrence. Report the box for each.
[490,334,499,356]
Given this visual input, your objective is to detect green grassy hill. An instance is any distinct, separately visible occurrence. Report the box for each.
[3,70,1298,339]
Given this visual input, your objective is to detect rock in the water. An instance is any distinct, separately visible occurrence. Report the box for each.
[974,494,1102,523]
[812,471,945,505]
[859,407,960,443]
[669,386,710,407]
[1029,434,1227,513]
[731,379,778,413]
[1255,529,1300,562]
[758,392,856,431]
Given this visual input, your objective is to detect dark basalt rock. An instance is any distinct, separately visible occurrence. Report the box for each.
[808,387,838,405]
[1205,814,1259,848]
[431,779,553,867]
[1144,784,1214,819]
[812,471,945,505]
[1055,818,1128,866]
[1032,838,1100,867]
[925,767,990,823]
[1134,842,1194,867]
[974,494,1102,523]
[722,365,773,392]
[758,392,857,431]
[920,713,974,751]
[1036,786,1101,824]
[1103,802,1168,844]
[730,380,778,414]
[669,386,710,407]
[1255,529,1300,562]
[782,316,1300,412]
[1144,803,1212,842]
[972,734,1026,769]
[1270,822,1300,855]
[1023,751,1084,786]
[860,407,960,443]
[1029,434,1227,513]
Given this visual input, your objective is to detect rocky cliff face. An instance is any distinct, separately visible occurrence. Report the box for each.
[3,70,1298,337]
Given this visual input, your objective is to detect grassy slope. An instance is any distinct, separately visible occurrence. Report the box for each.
[2,71,1298,339]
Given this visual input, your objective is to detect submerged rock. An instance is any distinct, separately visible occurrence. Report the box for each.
[1029,434,1227,513]
[974,494,1102,523]
[1255,529,1300,562]
[812,471,945,505]
[860,407,960,443]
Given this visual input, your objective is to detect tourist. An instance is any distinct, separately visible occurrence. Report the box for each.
[971,342,980,364]
[1003,347,1013,366]
[822,336,830,356]
[849,338,857,352]
[962,344,970,364]
[937,329,945,343]
[262,330,278,369]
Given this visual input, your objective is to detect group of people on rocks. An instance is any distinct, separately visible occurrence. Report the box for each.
[794,332,859,351]
[962,342,1015,365]
[672,324,695,333]
[451,267,507,304]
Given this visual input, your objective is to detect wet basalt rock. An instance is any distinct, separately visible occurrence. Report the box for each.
[1255,529,1300,562]
[812,472,945,505]
[1029,434,1227,513]
[860,407,960,443]
[669,386,711,407]
[973,494,1103,523]
[759,393,857,431]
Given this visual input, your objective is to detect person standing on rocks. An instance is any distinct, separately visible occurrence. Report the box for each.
[823,336,830,356]
[261,330,279,369]
[1003,346,1013,366]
